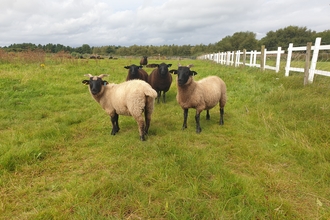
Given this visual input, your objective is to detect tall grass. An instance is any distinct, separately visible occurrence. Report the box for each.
[0,52,330,219]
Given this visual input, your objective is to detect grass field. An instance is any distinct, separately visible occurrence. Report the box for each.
[0,54,330,219]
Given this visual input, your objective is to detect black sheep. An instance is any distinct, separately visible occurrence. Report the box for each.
[140,56,148,66]
[124,64,148,82]
[148,63,172,103]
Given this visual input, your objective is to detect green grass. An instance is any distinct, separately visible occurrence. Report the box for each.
[1,56,330,219]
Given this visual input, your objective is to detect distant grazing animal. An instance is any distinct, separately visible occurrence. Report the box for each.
[146,64,159,68]
[169,64,227,133]
[82,74,157,141]
[124,64,148,82]
[140,56,148,66]
[148,63,173,103]
[90,55,103,59]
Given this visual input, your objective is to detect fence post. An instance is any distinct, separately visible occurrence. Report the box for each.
[304,42,312,85]
[285,43,293,76]
[260,45,265,71]
[249,50,253,66]
[236,50,240,67]
[308,37,322,83]
[224,52,227,65]
[253,50,257,67]
[243,49,246,67]
[233,51,237,67]
[228,51,232,65]
[275,47,282,73]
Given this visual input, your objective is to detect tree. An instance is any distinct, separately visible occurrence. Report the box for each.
[216,36,233,52]
[215,31,258,52]
[315,30,330,44]
[260,26,316,50]
[81,44,92,54]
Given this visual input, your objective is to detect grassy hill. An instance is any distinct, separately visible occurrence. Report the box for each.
[0,54,329,219]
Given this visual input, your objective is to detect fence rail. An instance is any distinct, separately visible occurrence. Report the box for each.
[199,37,330,84]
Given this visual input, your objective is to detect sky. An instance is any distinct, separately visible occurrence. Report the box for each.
[0,0,329,48]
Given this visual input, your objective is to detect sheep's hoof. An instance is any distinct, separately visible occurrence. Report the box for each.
[219,120,224,125]
[196,128,202,133]
[111,128,119,135]
[140,135,146,141]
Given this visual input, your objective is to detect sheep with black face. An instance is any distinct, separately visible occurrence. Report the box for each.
[140,56,148,66]
[124,64,148,82]
[82,74,157,141]
[148,63,173,103]
[169,65,227,133]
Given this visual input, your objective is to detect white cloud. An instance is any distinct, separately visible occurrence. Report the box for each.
[0,0,329,47]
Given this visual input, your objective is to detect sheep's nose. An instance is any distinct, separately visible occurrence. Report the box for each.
[178,79,184,86]
[91,88,98,95]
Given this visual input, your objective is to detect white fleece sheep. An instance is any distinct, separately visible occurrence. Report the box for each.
[169,65,227,133]
[82,74,157,141]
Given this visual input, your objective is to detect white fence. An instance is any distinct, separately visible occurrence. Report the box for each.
[285,37,330,82]
[199,37,330,83]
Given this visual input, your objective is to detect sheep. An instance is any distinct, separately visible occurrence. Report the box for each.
[169,65,227,133]
[146,63,159,68]
[124,64,148,82]
[140,56,148,66]
[148,63,173,103]
[82,74,157,141]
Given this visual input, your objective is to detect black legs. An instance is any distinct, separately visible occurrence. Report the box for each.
[110,113,120,135]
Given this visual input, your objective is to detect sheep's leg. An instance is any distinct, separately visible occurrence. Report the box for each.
[110,113,120,135]
[144,107,151,134]
[144,96,155,135]
[162,91,166,103]
[133,113,146,141]
[219,108,224,125]
[195,111,202,133]
[139,125,146,141]
[157,91,161,103]
[137,118,146,141]
[206,110,210,120]
[182,109,188,130]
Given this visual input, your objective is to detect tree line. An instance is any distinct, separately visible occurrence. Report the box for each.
[1,26,329,57]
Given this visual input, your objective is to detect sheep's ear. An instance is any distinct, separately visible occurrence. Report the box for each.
[169,69,177,74]
[190,71,197,76]
[167,64,172,67]
[82,80,90,85]
[124,66,130,69]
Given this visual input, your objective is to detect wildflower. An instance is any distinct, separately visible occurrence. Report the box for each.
[40,63,45,68]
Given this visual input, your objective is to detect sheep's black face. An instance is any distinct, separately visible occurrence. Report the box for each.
[177,67,192,86]
[125,65,141,78]
[88,77,103,95]
[158,63,170,77]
